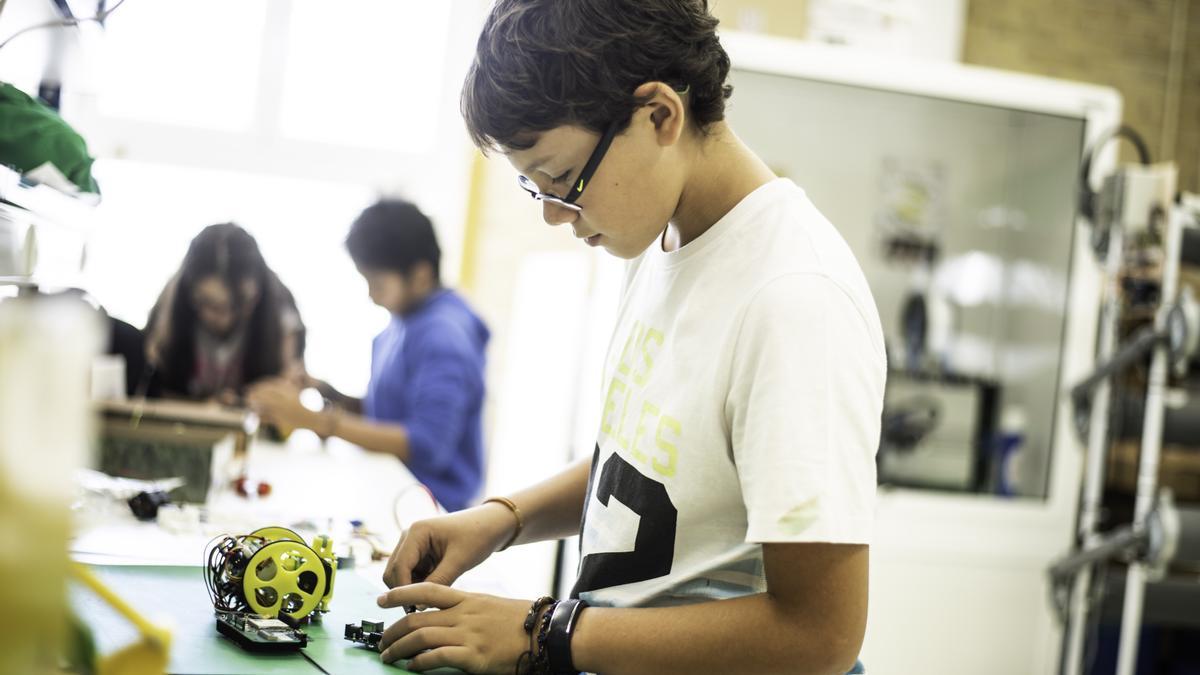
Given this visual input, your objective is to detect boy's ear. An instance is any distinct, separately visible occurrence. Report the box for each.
[409,260,437,290]
[632,81,686,147]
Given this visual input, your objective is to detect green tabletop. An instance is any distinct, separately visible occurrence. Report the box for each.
[72,564,462,674]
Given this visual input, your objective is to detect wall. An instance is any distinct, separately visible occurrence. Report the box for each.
[712,0,808,38]
[964,0,1198,191]
[710,1,1199,191]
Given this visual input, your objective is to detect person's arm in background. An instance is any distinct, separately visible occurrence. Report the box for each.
[249,332,474,466]
[306,377,363,415]
[246,379,405,456]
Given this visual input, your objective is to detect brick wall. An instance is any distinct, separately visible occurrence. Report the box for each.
[711,0,808,39]
[963,0,1199,192]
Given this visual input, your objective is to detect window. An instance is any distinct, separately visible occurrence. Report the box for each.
[279,1,453,151]
[96,0,268,131]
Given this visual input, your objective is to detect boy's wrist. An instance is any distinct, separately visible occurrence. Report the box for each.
[294,406,337,436]
[480,497,523,551]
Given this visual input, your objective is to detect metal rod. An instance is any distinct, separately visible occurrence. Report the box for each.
[1050,526,1142,580]
[1064,225,1124,675]
[1071,327,1162,400]
[1115,206,1184,675]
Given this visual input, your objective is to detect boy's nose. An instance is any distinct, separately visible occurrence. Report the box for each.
[543,201,579,227]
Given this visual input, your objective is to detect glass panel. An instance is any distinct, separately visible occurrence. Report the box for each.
[727,69,1085,498]
[278,0,453,151]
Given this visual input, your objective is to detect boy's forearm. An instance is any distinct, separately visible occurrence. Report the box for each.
[501,457,592,546]
[572,593,858,675]
[317,411,410,462]
[314,380,363,413]
[337,396,364,415]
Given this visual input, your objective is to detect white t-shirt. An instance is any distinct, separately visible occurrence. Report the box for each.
[573,178,887,608]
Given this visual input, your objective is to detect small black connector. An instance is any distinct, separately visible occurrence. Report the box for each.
[128,490,170,521]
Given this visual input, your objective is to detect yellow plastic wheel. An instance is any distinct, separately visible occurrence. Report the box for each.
[243,541,327,620]
[247,526,305,544]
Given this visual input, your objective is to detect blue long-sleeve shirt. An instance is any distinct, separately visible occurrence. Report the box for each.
[363,289,489,512]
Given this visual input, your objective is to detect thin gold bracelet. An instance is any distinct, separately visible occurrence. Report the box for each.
[483,496,523,551]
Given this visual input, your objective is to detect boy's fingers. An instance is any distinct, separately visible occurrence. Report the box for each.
[377,582,462,610]
[383,533,418,588]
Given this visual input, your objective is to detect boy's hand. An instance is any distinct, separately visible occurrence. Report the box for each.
[246,379,313,429]
[376,584,530,673]
[383,503,518,589]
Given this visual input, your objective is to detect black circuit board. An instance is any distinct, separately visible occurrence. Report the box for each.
[216,613,308,653]
[344,619,385,651]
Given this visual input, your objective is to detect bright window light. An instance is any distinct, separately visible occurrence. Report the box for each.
[96,0,267,131]
[278,0,453,152]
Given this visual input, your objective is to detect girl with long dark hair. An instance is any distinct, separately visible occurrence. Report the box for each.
[144,223,305,403]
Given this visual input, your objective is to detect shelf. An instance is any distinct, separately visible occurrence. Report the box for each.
[0,165,97,289]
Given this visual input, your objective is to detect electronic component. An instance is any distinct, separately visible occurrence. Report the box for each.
[204,526,337,644]
[344,619,385,652]
[216,612,308,653]
[128,489,171,521]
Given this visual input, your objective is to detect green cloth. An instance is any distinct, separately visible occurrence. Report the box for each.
[0,81,99,194]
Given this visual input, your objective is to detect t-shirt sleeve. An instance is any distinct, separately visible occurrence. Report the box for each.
[725,273,886,545]
[402,324,481,475]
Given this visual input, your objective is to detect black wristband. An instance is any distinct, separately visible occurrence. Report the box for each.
[545,598,588,675]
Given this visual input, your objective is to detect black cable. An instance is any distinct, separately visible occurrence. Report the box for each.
[205,534,268,614]
[1078,125,1153,224]
[0,0,127,51]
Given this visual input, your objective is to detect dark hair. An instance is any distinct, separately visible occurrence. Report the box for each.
[345,199,442,281]
[461,0,733,152]
[146,223,300,396]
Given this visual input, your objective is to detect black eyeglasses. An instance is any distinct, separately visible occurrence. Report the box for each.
[517,118,623,213]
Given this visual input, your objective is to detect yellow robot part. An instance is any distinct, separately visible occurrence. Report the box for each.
[247,526,305,544]
[71,563,170,675]
[311,534,337,612]
[243,541,327,621]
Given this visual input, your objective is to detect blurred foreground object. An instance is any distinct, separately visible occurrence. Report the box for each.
[0,294,102,674]
[69,562,170,675]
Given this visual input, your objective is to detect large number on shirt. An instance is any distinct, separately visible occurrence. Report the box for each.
[572,450,678,596]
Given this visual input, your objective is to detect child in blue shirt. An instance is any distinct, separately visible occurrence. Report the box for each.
[249,200,489,512]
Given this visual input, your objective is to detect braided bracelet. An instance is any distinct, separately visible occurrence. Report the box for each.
[532,601,558,674]
[516,596,556,675]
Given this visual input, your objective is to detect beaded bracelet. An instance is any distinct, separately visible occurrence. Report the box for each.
[532,601,558,673]
[524,596,556,634]
[515,596,556,675]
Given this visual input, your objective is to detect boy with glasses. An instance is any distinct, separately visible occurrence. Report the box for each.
[377,1,885,673]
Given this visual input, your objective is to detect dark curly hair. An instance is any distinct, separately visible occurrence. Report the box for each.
[462,0,733,152]
[345,199,442,282]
